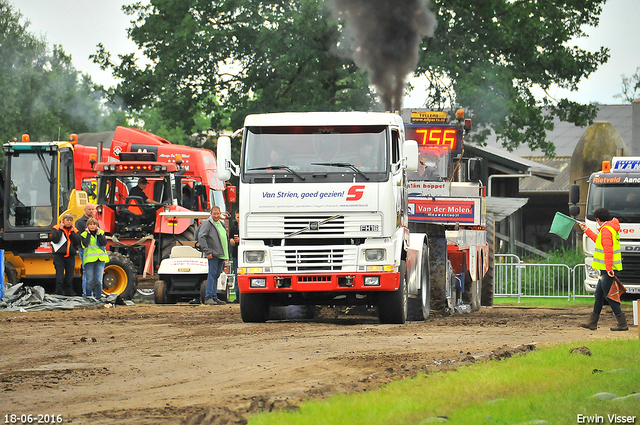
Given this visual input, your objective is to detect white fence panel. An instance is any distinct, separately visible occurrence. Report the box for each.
[495,254,588,301]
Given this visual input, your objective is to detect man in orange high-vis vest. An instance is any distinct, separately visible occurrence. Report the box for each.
[578,208,628,331]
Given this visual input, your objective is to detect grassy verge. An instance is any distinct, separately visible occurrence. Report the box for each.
[494,296,594,308]
[248,339,640,425]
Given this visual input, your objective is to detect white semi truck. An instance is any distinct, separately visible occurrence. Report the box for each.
[570,157,640,297]
[216,110,491,323]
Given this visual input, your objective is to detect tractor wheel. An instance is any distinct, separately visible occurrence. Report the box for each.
[378,260,408,324]
[160,223,197,260]
[154,279,176,304]
[103,252,138,299]
[482,213,495,306]
[4,261,19,285]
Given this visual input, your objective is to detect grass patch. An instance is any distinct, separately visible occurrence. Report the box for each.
[247,339,640,425]
[494,296,594,308]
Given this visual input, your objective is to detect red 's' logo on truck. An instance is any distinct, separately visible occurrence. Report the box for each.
[346,185,365,201]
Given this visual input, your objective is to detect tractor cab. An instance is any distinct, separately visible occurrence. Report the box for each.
[93,152,177,239]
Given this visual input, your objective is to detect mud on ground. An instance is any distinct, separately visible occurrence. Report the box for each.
[0,303,635,424]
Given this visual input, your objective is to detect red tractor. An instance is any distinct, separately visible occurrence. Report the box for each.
[92,152,197,298]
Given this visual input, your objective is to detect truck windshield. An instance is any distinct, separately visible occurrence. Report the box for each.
[587,184,640,222]
[7,151,56,227]
[243,125,388,182]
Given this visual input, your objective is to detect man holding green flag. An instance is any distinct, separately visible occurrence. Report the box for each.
[578,208,628,331]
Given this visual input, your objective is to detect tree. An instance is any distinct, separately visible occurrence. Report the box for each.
[0,0,123,150]
[93,0,375,133]
[99,0,609,155]
[414,0,609,155]
[617,67,640,103]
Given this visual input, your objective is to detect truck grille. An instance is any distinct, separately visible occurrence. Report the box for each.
[246,213,382,239]
[271,245,358,272]
[619,254,640,285]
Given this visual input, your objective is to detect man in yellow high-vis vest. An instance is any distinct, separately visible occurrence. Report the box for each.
[578,208,628,331]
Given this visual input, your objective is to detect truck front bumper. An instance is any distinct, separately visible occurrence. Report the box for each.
[238,272,400,293]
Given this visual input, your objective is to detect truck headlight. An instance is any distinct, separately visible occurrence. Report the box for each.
[250,278,267,288]
[586,265,599,279]
[365,249,385,262]
[244,251,265,263]
[363,276,380,286]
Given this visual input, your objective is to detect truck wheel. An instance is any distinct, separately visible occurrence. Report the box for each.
[378,260,408,324]
[408,244,430,321]
[154,279,176,304]
[160,223,196,260]
[482,213,495,306]
[429,235,450,314]
[103,252,137,299]
[240,293,270,323]
[4,262,19,285]
[468,279,481,312]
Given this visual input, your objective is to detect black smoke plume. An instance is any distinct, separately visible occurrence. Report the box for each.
[328,0,437,111]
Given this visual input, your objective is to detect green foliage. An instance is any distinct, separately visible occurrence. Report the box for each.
[95,0,374,134]
[96,0,608,154]
[617,66,640,103]
[248,339,640,425]
[524,247,584,267]
[417,0,608,156]
[494,297,594,307]
[0,1,122,162]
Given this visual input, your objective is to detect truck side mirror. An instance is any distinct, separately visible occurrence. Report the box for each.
[217,137,233,181]
[569,205,580,217]
[403,139,418,172]
[569,184,580,205]
[468,158,482,182]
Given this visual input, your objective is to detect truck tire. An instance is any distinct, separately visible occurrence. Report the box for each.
[378,260,408,324]
[429,235,450,314]
[482,213,495,306]
[408,244,430,321]
[240,293,270,323]
[160,223,197,260]
[4,262,19,285]
[466,278,481,312]
[154,279,176,304]
[103,252,138,299]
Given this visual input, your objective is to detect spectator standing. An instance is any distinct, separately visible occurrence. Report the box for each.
[578,208,628,331]
[197,206,228,305]
[52,214,81,296]
[80,218,109,301]
[229,210,240,303]
[75,203,96,296]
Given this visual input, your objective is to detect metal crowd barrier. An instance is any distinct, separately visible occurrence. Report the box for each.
[495,254,591,302]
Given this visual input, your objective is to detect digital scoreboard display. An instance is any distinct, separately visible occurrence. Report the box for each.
[405,125,461,154]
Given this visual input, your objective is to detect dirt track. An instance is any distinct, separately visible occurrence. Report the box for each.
[0,303,636,424]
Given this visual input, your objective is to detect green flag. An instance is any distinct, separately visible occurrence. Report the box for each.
[549,212,577,240]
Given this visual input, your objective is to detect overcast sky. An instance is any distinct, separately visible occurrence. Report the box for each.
[13,0,640,107]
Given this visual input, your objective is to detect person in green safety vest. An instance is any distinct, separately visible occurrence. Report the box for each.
[80,218,109,301]
[578,208,628,331]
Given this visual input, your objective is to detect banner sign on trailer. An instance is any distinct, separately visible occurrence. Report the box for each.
[408,198,480,224]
